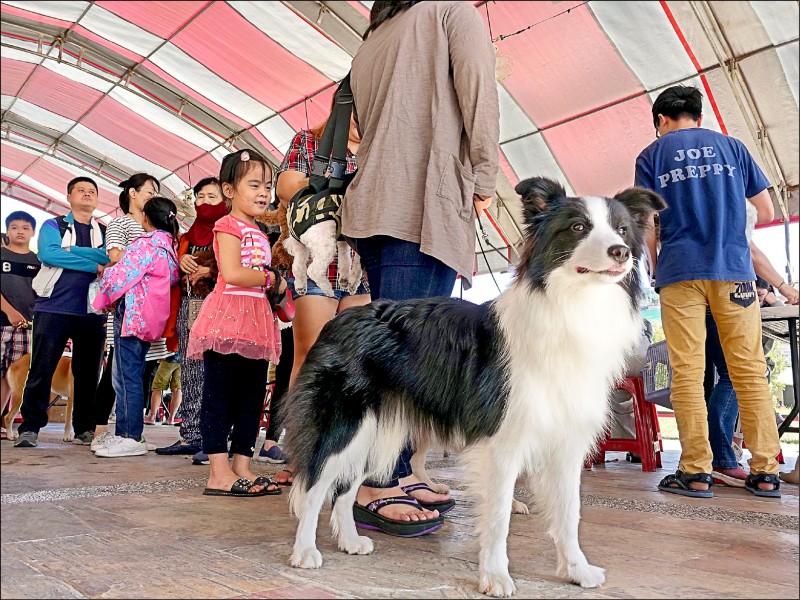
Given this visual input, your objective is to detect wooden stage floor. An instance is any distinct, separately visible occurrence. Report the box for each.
[2,424,798,599]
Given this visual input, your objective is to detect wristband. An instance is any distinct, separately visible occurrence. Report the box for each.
[263,270,272,290]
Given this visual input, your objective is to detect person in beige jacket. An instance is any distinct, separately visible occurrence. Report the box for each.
[340,0,500,536]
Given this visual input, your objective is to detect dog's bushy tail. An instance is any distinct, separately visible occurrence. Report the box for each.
[280,358,415,517]
[279,355,377,514]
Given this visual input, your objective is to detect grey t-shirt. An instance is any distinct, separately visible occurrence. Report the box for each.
[1,247,41,325]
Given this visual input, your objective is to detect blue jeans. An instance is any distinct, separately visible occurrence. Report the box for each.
[286,276,369,302]
[352,236,457,488]
[705,312,739,469]
[113,300,151,440]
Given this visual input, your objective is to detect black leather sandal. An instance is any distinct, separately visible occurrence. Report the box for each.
[744,473,781,498]
[658,470,714,498]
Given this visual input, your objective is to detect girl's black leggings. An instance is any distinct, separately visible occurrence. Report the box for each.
[200,350,268,457]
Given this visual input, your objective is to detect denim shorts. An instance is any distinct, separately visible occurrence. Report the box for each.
[286,276,370,302]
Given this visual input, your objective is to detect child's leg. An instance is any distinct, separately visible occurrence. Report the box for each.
[111,303,150,440]
[145,389,162,424]
[230,356,269,481]
[113,336,150,440]
[168,388,182,425]
[201,351,245,492]
[167,364,181,424]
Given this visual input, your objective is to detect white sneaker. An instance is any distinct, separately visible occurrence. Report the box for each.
[90,432,115,453]
[95,436,147,457]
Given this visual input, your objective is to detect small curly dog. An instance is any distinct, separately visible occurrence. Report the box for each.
[257,202,293,272]
[283,190,362,298]
[182,249,218,298]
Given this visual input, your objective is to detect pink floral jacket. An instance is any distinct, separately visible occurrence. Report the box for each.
[92,231,179,342]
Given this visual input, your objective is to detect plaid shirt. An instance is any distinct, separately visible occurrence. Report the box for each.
[279,130,358,180]
[278,130,367,294]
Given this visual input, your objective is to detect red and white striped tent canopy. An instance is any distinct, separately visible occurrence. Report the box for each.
[1,1,798,274]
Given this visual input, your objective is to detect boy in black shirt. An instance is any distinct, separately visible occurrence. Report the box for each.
[1,211,41,436]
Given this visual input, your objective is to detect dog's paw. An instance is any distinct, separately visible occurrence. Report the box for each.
[7,429,18,441]
[479,571,516,597]
[63,433,74,442]
[567,563,605,588]
[511,499,529,515]
[427,482,450,494]
[295,284,307,296]
[290,547,323,569]
[338,535,373,555]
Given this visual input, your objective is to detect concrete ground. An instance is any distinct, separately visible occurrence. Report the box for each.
[1,424,798,599]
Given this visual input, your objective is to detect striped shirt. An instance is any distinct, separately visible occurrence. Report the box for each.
[105,215,145,252]
[214,215,272,298]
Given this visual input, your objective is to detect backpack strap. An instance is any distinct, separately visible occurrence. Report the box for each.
[55,215,71,238]
[56,216,107,248]
[309,74,353,193]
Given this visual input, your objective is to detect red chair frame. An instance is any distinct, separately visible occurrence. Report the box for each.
[585,376,663,472]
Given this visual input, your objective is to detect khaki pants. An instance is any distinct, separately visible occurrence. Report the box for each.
[660,280,779,475]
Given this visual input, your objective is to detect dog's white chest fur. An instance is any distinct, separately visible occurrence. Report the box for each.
[494,279,641,461]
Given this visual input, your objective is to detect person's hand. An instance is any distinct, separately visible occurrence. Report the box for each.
[473,194,493,213]
[276,274,287,295]
[180,254,199,275]
[776,282,799,305]
[96,263,106,277]
[187,266,211,284]
[4,306,28,329]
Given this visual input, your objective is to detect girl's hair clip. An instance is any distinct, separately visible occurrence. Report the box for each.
[240,151,250,162]
[168,211,176,218]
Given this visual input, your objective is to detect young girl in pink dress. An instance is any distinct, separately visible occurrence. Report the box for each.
[188,149,285,497]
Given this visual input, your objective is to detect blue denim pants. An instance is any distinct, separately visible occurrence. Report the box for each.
[352,236,457,488]
[112,300,151,440]
[705,312,740,469]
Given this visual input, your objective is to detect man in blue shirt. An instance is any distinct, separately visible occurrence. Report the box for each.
[635,85,781,498]
[14,177,110,448]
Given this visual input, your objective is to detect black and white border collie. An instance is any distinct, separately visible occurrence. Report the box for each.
[281,177,666,597]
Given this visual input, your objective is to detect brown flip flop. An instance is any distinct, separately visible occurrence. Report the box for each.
[274,469,294,486]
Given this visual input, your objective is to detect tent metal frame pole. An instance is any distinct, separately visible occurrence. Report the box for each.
[690,1,789,220]
[4,135,124,190]
[1,2,91,121]
[1,19,236,145]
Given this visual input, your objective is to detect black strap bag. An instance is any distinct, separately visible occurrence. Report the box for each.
[286,74,354,243]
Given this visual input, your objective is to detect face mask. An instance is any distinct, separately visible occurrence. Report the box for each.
[185,201,229,247]
[195,201,228,223]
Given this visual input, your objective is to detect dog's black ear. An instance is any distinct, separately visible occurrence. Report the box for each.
[613,187,667,225]
[515,177,566,222]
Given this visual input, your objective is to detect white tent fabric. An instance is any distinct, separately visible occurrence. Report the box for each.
[1,0,798,275]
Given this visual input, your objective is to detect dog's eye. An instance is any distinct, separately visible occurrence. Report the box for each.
[571,223,585,232]
[617,226,628,236]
